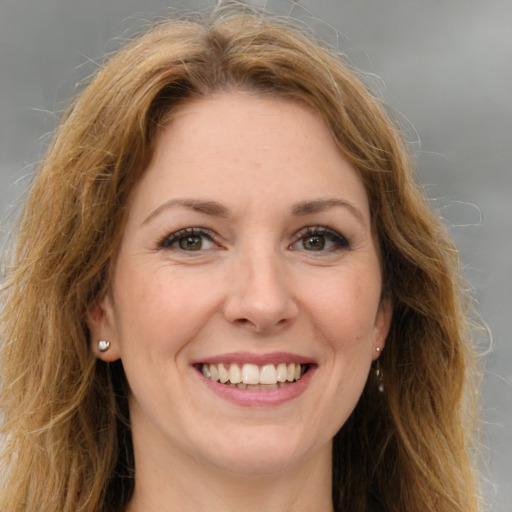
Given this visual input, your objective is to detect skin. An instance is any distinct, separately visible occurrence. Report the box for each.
[88,91,392,512]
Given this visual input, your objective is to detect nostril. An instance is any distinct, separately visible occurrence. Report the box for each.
[232,316,290,333]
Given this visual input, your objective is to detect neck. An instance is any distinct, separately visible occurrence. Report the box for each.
[125,439,334,512]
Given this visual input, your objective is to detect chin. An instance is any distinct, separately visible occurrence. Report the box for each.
[199,425,330,476]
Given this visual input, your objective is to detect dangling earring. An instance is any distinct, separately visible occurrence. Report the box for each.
[375,360,384,393]
[97,340,111,353]
[375,347,384,393]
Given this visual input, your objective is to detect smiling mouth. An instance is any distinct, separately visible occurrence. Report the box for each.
[198,362,310,390]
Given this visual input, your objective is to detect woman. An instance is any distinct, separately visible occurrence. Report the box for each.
[0,5,481,512]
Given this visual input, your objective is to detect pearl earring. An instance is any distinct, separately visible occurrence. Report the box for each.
[97,340,111,353]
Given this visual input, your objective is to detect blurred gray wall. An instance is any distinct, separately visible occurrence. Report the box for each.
[1,0,510,509]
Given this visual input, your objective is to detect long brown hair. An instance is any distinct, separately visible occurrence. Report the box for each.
[0,4,482,511]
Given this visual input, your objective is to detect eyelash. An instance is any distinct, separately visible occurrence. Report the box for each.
[158,228,218,251]
[157,226,350,253]
[291,226,350,252]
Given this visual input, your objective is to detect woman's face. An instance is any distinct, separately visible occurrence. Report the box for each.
[88,92,391,477]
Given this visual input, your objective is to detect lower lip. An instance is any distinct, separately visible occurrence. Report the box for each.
[197,366,316,407]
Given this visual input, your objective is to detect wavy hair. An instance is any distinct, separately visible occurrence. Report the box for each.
[0,4,481,511]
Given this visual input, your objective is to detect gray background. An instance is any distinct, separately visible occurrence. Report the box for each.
[1,0,510,509]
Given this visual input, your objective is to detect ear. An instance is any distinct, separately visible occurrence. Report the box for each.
[86,294,121,362]
[372,297,392,361]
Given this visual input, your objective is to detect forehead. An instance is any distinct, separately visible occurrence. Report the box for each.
[129,91,370,222]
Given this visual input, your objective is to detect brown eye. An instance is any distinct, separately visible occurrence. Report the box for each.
[159,228,217,251]
[302,235,326,251]
[290,226,350,253]
[178,235,203,251]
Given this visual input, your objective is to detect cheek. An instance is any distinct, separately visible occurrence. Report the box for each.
[113,266,223,357]
[302,269,382,420]
[304,269,382,346]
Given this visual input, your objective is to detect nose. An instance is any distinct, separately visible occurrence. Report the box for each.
[223,249,299,334]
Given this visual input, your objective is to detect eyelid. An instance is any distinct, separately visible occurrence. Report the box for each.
[290,225,350,251]
[156,225,349,252]
[158,227,220,250]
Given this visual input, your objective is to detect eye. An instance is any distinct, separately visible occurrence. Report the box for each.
[291,226,349,252]
[158,228,218,251]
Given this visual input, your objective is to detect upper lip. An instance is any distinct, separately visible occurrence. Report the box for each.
[191,351,317,366]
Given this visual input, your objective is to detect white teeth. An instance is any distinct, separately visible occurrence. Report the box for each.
[210,364,219,382]
[286,363,295,382]
[294,363,301,381]
[201,362,307,387]
[260,364,277,384]
[276,363,287,383]
[229,363,242,384]
[218,363,229,383]
[247,383,278,390]
[242,363,260,385]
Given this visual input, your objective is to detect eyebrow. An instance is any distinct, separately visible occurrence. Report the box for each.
[291,198,366,226]
[142,199,230,225]
[143,197,366,226]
